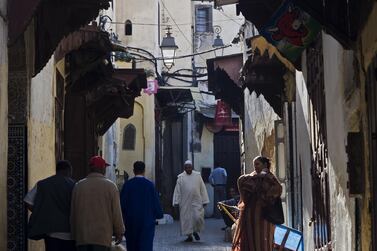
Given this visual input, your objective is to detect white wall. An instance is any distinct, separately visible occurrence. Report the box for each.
[0,0,8,248]
[243,89,279,173]
[322,33,355,251]
[295,70,315,250]
[295,34,356,250]
[27,57,56,251]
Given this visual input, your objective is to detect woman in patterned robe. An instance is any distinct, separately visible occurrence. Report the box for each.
[232,156,282,251]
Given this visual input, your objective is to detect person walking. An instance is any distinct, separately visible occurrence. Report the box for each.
[120,161,163,251]
[209,162,227,218]
[24,160,76,251]
[173,160,209,242]
[232,156,282,251]
[70,156,124,251]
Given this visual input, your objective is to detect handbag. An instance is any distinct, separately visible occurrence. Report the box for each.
[262,197,284,225]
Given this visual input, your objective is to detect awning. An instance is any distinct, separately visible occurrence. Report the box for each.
[8,0,110,75]
[237,0,321,67]
[237,0,370,53]
[248,35,295,72]
[55,24,105,63]
[155,88,195,120]
[207,54,244,116]
[292,0,369,48]
[88,69,148,135]
[198,105,238,119]
[241,49,287,117]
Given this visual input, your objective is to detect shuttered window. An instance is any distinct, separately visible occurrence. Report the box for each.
[195,6,213,33]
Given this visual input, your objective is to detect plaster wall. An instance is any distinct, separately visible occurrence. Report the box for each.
[118,102,144,178]
[0,0,8,248]
[360,3,377,71]
[193,125,214,217]
[295,70,314,251]
[117,95,155,182]
[322,33,355,251]
[358,3,377,249]
[27,57,56,250]
[243,89,279,173]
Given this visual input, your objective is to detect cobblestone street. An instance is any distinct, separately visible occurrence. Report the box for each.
[121,219,232,251]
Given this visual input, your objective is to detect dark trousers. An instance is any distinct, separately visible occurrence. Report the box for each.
[213,186,226,218]
[125,226,155,251]
[77,245,110,251]
[44,236,76,251]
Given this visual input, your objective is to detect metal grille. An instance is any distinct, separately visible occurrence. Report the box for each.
[7,124,27,251]
[306,35,332,250]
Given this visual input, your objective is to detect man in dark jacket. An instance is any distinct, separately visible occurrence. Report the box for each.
[120,161,163,251]
[24,160,75,251]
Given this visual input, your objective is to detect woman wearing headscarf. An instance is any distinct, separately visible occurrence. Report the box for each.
[232,156,282,251]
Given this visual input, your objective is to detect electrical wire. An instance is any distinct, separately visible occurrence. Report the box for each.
[107,19,244,26]
[160,0,207,64]
[217,9,243,26]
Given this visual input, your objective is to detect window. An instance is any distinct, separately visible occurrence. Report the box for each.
[122,124,136,150]
[195,6,212,33]
[125,20,132,36]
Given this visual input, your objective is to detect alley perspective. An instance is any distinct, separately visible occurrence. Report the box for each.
[1,0,377,251]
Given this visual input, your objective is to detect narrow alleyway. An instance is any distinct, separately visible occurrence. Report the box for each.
[121,219,232,251]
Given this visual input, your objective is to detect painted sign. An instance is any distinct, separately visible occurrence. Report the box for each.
[260,0,321,63]
[143,79,159,95]
[215,100,232,126]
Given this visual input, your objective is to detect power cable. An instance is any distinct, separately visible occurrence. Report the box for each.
[160,0,207,64]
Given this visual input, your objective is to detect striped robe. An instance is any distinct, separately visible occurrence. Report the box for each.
[232,171,282,251]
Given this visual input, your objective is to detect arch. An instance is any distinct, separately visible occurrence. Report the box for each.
[122,124,136,150]
[125,20,132,36]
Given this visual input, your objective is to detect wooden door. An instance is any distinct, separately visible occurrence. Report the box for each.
[214,131,241,194]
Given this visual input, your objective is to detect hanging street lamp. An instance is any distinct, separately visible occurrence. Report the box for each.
[212,25,225,57]
[160,27,178,70]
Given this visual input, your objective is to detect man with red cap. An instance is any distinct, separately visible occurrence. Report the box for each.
[70,156,125,251]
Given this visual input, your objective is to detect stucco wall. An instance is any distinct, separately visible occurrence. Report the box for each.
[117,95,155,182]
[295,70,315,250]
[358,4,377,249]
[27,57,56,250]
[295,34,357,250]
[118,102,144,178]
[0,0,8,248]
[193,125,214,217]
[322,33,355,251]
[243,89,279,173]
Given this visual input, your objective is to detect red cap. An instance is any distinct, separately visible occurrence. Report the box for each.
[89,156,110,168]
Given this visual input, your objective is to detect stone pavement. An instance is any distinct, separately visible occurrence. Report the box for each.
[120,219,232,251]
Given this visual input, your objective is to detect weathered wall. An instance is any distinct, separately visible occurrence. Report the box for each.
[295,34,357,250]
[358,3,377,249]
[27,57,56,250]
[243,89,279,173]
[117,95,155,182]
[0,0,8,249]
[193,125,214,217]
[295,70,315,251]
[322,33,355,251]
[118,102,144,178]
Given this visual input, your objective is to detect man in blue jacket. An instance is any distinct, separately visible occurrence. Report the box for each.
[120,161,163,251]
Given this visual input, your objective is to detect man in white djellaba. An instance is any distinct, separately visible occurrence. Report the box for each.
[173,160,210,242]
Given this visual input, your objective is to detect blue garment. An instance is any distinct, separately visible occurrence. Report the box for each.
[120,176,163,251]
[209,167,227,185]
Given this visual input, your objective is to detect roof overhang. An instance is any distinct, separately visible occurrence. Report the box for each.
[8,0,111,76]
[156,88,195,120]
[241,48,287,117]
[207,54,244,116]
[89,69,147,135]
